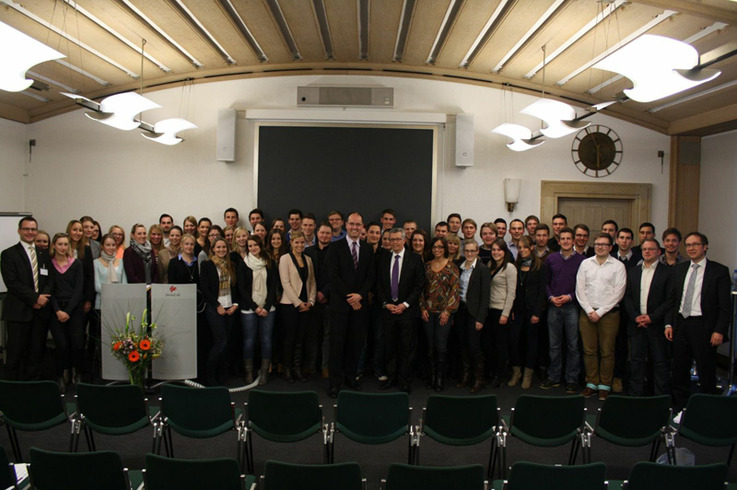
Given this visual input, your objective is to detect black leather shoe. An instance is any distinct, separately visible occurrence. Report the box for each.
[328,385,339,398]
[345,378,361,391]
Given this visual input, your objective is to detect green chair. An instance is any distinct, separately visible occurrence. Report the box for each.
[382,463,486,490]
[622,461,727,490]
[28,447,131,490]
[0,446,19,490]
[74,382,160,452]
[584,395,672,463]
[262,460,365,490]
[499,395,586,478]
[670,394,737,466]
[501,461,607,490]
[144,453,255,490]
[416,394,500,479]
[157,384,246,470]
[330,391,414,464]
[0,380,75,461]
[245,390,328,474]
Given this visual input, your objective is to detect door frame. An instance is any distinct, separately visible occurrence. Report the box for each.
[540,181,652,229]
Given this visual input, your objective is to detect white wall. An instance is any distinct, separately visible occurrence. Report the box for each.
[701,130,737,270]
[0,118,28,212]
[5,75,670,237]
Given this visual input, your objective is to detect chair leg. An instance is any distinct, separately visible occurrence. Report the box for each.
[152,422,159,454]
[728,443,735,467]
[69,418,80,452]
[6,426,21,462]
[86,428,97,452]
[487,438,496,481]
[164,426,173,457]
[245,430,254,474]
[650,438,661,462]
[665,432,677,465]
[568,437,580,465]
[497,432,508,479]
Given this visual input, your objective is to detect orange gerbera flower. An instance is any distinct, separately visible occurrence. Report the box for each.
[113,341,122,351]
[128,351,140,362]
[139,339,151,351]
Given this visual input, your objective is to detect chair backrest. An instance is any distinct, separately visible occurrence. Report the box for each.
[680,394,737,446]
[422,394,498,445]
[29,447,129,490]
[506,461,607,490]
[263,460,363,490]
[336,391,409,444]
[247,390,322,442]
[76,382,149,434]
[510,395,585,447]
[0,380,67,429]
[596,395,671,446]
[384,463,484,490]
[145,453,244,490]
[625,461,727,490]
[160,383,235,437]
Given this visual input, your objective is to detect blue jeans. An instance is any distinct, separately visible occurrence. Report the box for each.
[547,302,581,384]
[241,310,275,360]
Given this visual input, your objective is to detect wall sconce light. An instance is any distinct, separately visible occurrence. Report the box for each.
[504,178,521,212]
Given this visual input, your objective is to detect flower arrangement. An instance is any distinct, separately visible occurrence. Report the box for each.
[110,309,164,387]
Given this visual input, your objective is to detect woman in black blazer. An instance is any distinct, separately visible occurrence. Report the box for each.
[455,240,491,393]
[200,237,239,386]
[49,233,85,392]
[236,235,278,385]
[123,224,158,284]
[509,235,548,389]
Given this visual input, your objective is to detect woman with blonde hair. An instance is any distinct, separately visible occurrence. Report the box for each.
[123,223,158,284]
[231,227,250,262]
[66,220,94,315]
[49,233,85,391]
[148,224,165,257]
[109,225,126,259]
[157,225,182,283]
[183,216,197,237]
[200,237,239,385]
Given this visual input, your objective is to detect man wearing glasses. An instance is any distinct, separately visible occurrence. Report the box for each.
[666,232,731,412]
[1,216,54,380]
[576,232,627,401]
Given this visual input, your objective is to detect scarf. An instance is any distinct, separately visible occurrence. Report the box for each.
[211,255,231,295]
[245,253,268,307]
[130,239,153,283]
[100,251,119,283]
[520,256,533,269]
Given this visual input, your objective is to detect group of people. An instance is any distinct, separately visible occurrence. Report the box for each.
[1,208,730,410]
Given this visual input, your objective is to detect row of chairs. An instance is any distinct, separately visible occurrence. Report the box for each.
[1,379,736,480]
[2,446,731,490]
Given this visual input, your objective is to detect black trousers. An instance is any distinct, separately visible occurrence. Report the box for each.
[329,308,368,386]
[5,314,48,380]
[671,315,719,411]
[383,310,417,385]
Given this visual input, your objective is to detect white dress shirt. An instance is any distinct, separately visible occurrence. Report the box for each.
[576,255,626,316]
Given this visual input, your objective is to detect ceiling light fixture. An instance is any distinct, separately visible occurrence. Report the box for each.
[141,118,198,145]
[357,0,370,60]
[312,0,335,60]
[593,34,720,103]
[116,0,203,68]
[53,59,109,86]
[490,123,544,152]
[170,0,235,65]
[218,0,268,62]
[520,99,588,138]
[393,0,416,62]
[0,21,65,92]
[63,92,161,130]
[266,0,302,61]
[459,0,515,69]
[26,71,79,93]
[1,0,139,79]
[427,0,464,65]
[492,0,567,73]
[648,79,737,113]
[557,9,677,87]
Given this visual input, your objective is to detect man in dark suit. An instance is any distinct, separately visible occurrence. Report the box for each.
[623,238,673,396]
[1,216,53,380]
[666,232,731,411]
[326,212,375,397]
[612,227,642,392]
[375,227,425,393]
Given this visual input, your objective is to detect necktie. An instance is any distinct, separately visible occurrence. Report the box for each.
[29,245,39,292]
[391,254,400,301]
[351,241,358,270]
[682,263,700,318]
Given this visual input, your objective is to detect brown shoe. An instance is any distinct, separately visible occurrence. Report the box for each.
[612,377,623,393]
[581,387,597,398]
[598,390,610,401]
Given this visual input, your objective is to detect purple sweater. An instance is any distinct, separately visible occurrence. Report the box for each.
[545,251,586,302]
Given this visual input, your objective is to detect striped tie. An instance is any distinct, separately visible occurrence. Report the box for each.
[29,245,39,292]
[351,241,359,270]
[682,263,699,318]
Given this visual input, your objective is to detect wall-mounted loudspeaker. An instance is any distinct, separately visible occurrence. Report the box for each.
[216,108,236,162]
[455,113,474,167]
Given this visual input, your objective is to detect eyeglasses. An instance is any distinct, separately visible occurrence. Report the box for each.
[594,243,611,247]
[685,242,703,248]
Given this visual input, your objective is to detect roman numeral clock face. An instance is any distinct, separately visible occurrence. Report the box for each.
[571,125,623,178]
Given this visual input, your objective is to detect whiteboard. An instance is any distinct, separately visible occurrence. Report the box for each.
[0,213,33,294]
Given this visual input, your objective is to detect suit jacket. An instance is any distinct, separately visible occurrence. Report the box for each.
[278,253,317,307]
[376,250,425,317]
[514,263,549,319]
[1,242,53,322]
[199,260,238,310]
[670,259,731,336]
[460,259,491,324]
[326,237,375,312]
[623,262,674,336]
[123,247,159,284]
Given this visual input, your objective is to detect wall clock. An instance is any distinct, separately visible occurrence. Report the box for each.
[571,125,623,178]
